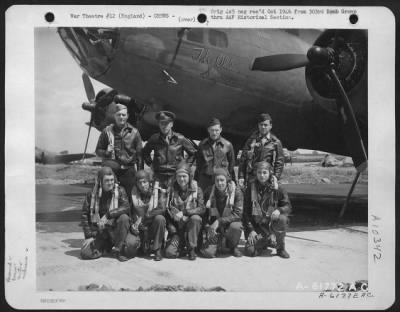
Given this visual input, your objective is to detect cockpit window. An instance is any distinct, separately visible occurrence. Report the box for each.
[58,28,86,65]
[58,27,119,76]
[209,30,228,48]
[185,29,204,43]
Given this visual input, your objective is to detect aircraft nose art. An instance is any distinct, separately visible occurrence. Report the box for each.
[57,27,119,78]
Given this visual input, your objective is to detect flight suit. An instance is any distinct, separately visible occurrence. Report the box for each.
[142,131,197,188]
[200,183,243,258]
[130,183,167,256]
[195,136,236,191]
[80,186,138,259]
[238,131,284,184]
[96,122,144,196]
[164,181,205,258]
[243,181,291,257]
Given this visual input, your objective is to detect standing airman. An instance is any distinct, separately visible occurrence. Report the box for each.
[142,111,197,189]
[238,113,284,188]
[95,103,143,197]
[195,118,236,191]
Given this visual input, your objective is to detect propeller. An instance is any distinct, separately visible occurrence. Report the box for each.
[81,73,95,161]
[251,31,367,172]
[251,54,308,71]
[80,73,118,161]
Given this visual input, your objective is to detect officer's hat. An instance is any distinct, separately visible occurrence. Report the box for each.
[155,111,176,122]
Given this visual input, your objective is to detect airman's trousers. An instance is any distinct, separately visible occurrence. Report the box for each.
[200,221,243,258]
[139,215,166,254]
[164,215,202,258]
[244,214,289,257]
[80,214,139,259]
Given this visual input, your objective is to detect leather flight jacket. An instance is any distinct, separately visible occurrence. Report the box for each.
[143,131,197,177]
[95,123,143,169]
[239,132,284,180]
[195,136,235,178]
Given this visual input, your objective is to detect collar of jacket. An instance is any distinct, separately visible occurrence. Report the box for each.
[256,180,273,195]
[205,136,225,147]
[159,131,179,143]
[112,122,134,134]
[173,181,197,193]
[254,131,271,141]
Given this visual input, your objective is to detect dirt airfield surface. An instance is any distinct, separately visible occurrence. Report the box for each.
[35,163,368,292]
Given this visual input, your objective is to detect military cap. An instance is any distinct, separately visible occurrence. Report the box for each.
[155,111,176,122]
[213,168,230,180]
[115,103,128,113]
[257,113,272,123]
[208,118,221,127]
[135,170,151,182]
[176,162,190,176]
[255,161,272,171]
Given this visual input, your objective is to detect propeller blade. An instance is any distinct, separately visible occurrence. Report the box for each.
[251,54,309,72]
[329,68,367,172]
[82,116,93,161]
[82,73,96,101]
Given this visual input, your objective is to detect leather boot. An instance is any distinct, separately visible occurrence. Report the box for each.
[188,248,197,261]
[231,247,243,257]
[277,248,290,259]
[154,249,162,261]
[117,245,130,262]
[276,232,290,258]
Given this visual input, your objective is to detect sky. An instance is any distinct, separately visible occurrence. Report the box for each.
[35,28,107,154]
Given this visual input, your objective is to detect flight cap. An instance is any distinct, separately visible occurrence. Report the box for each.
[115,103,128,113]
[208,117,221,127]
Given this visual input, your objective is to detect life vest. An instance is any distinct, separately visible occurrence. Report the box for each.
[105,123,138,161]
[168,180,198,217]
[89,177,119,225]
[250,181,276,219]
[131,181,161,219]
[205,181,236,218]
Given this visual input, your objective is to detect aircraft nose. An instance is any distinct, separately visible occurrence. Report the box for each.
[58,27,119,78]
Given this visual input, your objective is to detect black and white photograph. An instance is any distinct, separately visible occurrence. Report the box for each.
[5,5,396,310]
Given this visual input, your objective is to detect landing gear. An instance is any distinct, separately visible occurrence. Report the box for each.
[338,171,361,219]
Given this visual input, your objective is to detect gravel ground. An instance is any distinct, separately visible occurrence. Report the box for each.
[36,163,368,185]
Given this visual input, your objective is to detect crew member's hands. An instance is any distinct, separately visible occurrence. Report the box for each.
[175,211,183,221]
[210,220,219,231]
[207,226,217,239]
[181,215,189,222]
[130,222,140,235]
[106,144,114,156]
[97,215,108,231]
[271,209,281,221]
[247,231,258,246]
